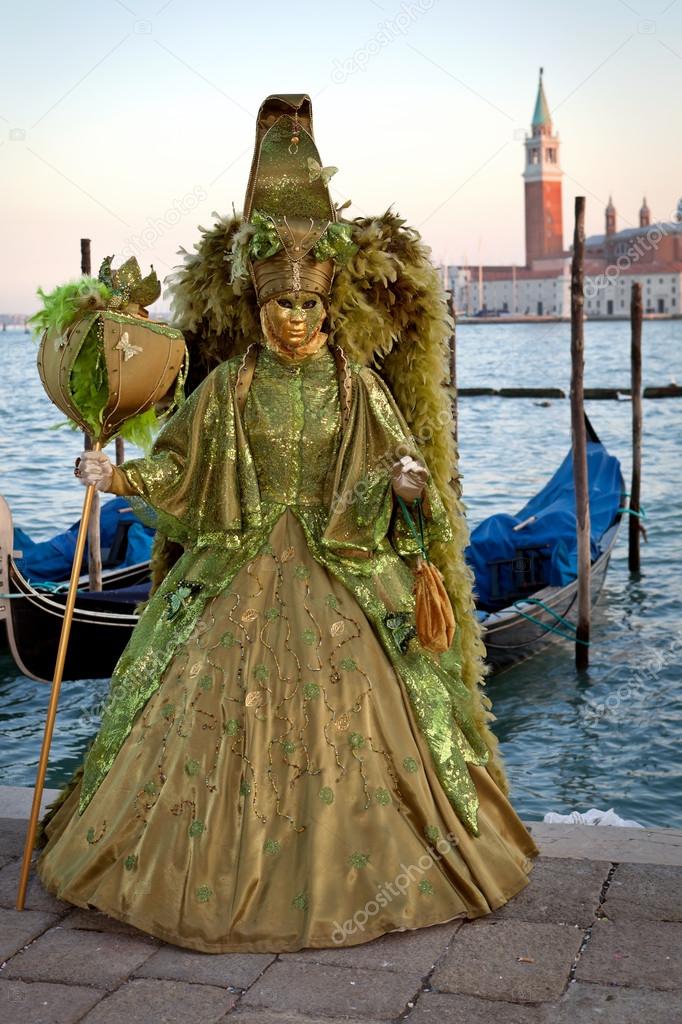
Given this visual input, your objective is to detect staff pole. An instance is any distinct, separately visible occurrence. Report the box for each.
[16,457,101,909]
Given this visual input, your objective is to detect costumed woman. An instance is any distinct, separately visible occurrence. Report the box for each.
[37,94,538,953]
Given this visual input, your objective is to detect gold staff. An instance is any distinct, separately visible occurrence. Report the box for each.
[16,450,101,908]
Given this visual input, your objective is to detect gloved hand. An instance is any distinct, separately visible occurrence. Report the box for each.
[391,455,429,503]
[74,451,114,491]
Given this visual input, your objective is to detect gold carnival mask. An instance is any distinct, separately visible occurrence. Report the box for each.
[261,290,327,361]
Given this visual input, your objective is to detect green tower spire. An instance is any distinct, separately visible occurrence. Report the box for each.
[532,67,552,133]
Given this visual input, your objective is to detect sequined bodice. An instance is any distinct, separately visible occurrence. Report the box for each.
[243,345,342,507]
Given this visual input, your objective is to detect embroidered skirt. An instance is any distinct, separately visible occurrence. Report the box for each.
[37,509,538,953]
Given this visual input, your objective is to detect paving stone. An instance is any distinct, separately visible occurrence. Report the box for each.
[282,920,460,973]
[0,787,59,819]
[0,855,13,870]
[601,863,682,922]
[529,822,682,865]
[135,944,275,989]
[3,925,158,990]
[0,819,27,858]
[241,959,422,1019]
[407,991,553,1023]
[81,978,236,1023]
[431,919,582,1003]
[0,907,58,961]
[0,859,70,914]
[549,980,682,1023]
[224,1012,384,1024]
[60,907,151,938]
[575,919,682,991]
[491,857,609,927]
[0,979,104,1023]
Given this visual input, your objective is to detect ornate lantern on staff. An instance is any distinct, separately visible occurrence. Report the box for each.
[16,256,187,910]
[36,254,186,446]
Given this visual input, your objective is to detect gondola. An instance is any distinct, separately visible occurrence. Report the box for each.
[1,414,625,682]
[470,416,626,672]
[0,495,151,682]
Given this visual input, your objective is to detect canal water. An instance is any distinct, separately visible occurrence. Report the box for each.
[1,321,681,826]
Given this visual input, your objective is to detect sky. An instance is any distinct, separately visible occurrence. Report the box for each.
[1,0,681,313]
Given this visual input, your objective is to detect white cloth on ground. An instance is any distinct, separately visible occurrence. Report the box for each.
[543,807,644,828]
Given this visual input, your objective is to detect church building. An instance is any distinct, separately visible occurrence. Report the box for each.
[446,70,682,318]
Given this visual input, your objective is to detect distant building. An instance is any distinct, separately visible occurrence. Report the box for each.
[446,70,682,318]
[0,314,28,330]
[583,195,682,316]
[523,67,564,266]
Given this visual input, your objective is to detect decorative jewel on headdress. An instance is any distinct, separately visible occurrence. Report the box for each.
[289,114,300,155]
[291,260,301,291]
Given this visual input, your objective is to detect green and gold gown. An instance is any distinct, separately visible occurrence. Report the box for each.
[37,343,538,953]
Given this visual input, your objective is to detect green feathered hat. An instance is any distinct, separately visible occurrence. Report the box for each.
[232,94,356,303]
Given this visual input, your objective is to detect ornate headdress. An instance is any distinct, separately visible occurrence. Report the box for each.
[232,94,355,304]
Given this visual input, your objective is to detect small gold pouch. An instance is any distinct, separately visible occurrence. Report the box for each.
[414,557,457,654]
[396,495,457,654]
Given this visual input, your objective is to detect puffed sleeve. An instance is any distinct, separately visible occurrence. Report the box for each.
[104,361,259,547]
[323,366,452,558]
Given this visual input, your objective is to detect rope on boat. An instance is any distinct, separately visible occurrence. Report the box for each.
[511,597,591,646]
[620,494,647,518]
[0,581,84,599]
[617,506,647,519]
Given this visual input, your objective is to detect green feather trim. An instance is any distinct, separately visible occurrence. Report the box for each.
[118,407,159,449]
[69,328,108,435]
[28,278,113,337]
[65,322,161,450]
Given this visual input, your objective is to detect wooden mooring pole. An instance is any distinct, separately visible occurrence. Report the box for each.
[570,197,590,670]
[629,282,643,573]
[80,238,102,593]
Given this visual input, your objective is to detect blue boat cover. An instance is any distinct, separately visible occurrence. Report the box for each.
[75,582,152,605]
[465,441,623,611]
[14,497,155,584]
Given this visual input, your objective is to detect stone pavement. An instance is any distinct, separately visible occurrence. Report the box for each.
[0,801,681,1023]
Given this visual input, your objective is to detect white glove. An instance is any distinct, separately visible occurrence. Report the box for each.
[391,455,429,503]
[74,451,114,491]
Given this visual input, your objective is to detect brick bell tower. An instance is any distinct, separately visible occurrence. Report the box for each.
[523,68,564,267]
